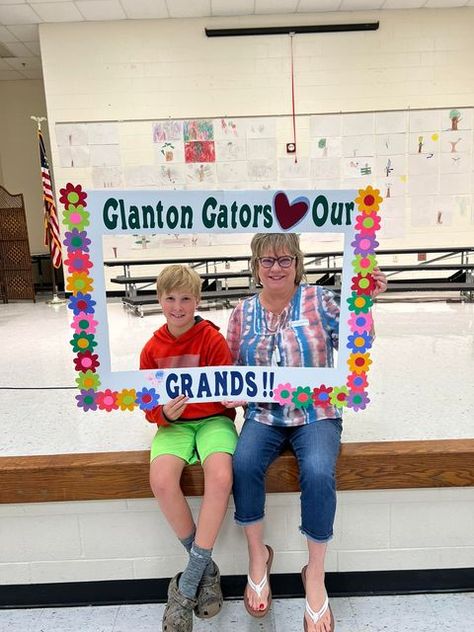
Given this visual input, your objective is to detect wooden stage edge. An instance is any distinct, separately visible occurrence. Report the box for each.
[1,439,473,504]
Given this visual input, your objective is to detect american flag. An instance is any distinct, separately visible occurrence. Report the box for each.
[38,129,62,268]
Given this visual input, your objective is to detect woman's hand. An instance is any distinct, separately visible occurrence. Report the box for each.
[163,394,189,421]
[371,267,388,298]
[221,400,246,408]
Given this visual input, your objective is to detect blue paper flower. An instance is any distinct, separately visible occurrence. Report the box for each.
[68,292,96,315]
[136,387,160,411]
[346,332,373,354]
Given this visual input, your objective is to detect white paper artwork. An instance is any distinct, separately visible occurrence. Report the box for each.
[408,132,440,156]
[409,196,435,227]
[185,163,217,185]
[215,139,247,162]
[89,144,122,167]
[92,167,124,189]
[278,157,310,180]
[375,133,407,156]
[214,118,247,139]
[440,130,472,154]
[158,164,185,186]
[152,120,182,142]
[247,138,277,161]
[378,198,406,239]
[216,161,247,183]
[87,122,120,145]
[124,166,160,187]
[342,135,375,158]
[439,173,471,196]
[311,137,342,158]
[439,153,469,175]
[407,174,440,196]
[246,118,276,139]
[154,141,185,164]
[55,123,88,146]
[409,109,442,133]
[342,112,375,137]
[342,157,375,179]
[375,111,408,134]
[311,157,341,180]
[309,114,341,138]
[247,160,277,181]
[408,153,440,176]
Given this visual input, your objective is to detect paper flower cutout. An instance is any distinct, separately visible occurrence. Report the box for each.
[347,372,369,391]
[63,229,91,253]
[96,389,119,412]
[73,350,100,372]
[348,312,373,334]
[75,370,101,391]
[71,333,97,353]
[76,389,97,412]
[355,186,383,214]
[65,252,93,274]
[71,313,98,334]
[137,387,160,411]
[347,332,373,354]
[351,234,379,256]
[347,293,373,314]
[292,386,313,409]
[67,272,94,295]
[63,205,90,231]
[347,391,370,411]
[59,183,87,209]
[351,273,376,296]
[68,292,96,315]
[312,385,333,407]
[273,383,295,406]
[352,254,377,277]
[329,386,349,408]
[355,212,381,235]
[348,353,372,374]
[116,389,137,411]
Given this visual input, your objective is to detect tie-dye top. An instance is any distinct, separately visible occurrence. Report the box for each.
[226,284,340,426]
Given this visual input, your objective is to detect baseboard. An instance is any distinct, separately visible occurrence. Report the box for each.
[1,568,472,609]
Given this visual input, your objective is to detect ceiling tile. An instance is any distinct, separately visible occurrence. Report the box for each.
[32,2,83,22]
[2,41,35,57]
[6,24,39,41]
[76,0,126,21]
[6,55,42,70]
[24,41,41,55]
[120,0,168,19]
[0,25,19,43]
[297,0,342,12]
[0,68,25,80]
[19,67,43,79]
[212,0,254,16]
[167,0,211,18]
[0,5,43,25]
[0,0,26,5]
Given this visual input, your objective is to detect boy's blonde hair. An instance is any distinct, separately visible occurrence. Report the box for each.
[156,264,201,300]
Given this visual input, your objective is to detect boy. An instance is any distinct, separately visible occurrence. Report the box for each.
[140,264,237,632]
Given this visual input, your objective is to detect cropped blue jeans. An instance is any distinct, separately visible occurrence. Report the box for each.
[232,417,342,543]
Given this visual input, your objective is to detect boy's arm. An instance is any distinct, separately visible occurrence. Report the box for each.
[139,344,171,427]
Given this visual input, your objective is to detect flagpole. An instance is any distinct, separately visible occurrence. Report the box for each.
[31,116,66,306]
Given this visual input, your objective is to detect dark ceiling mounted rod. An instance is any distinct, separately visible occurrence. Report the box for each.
[205,22,379,37]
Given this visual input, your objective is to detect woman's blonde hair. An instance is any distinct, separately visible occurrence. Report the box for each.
[250,233,305,286]
[156,264,201,300]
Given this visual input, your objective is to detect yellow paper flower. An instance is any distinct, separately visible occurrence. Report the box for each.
[355,186,383,214]
[67,272,93,295]
[347,353,372,374]
[116,389,137,411]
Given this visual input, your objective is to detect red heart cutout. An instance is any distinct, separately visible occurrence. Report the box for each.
[273,192,309,230]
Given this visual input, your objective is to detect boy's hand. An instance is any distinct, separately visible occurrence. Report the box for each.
[163,394,189,421]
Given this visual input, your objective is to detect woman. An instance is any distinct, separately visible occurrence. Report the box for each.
[226,233,387,632]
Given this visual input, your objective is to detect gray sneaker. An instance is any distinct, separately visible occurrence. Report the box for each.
[194,561,223,619]
[162,574,197,632]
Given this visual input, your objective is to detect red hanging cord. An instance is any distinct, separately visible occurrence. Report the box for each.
[290,32,297,164]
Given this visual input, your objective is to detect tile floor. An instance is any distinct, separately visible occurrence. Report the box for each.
[0,593,473,632]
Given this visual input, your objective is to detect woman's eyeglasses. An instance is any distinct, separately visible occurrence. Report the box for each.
[258,256,296,269]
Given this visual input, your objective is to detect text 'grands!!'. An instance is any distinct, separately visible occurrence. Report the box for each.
[102,195,355,231]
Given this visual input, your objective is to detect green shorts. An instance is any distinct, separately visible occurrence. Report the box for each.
[150,415,238,465]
